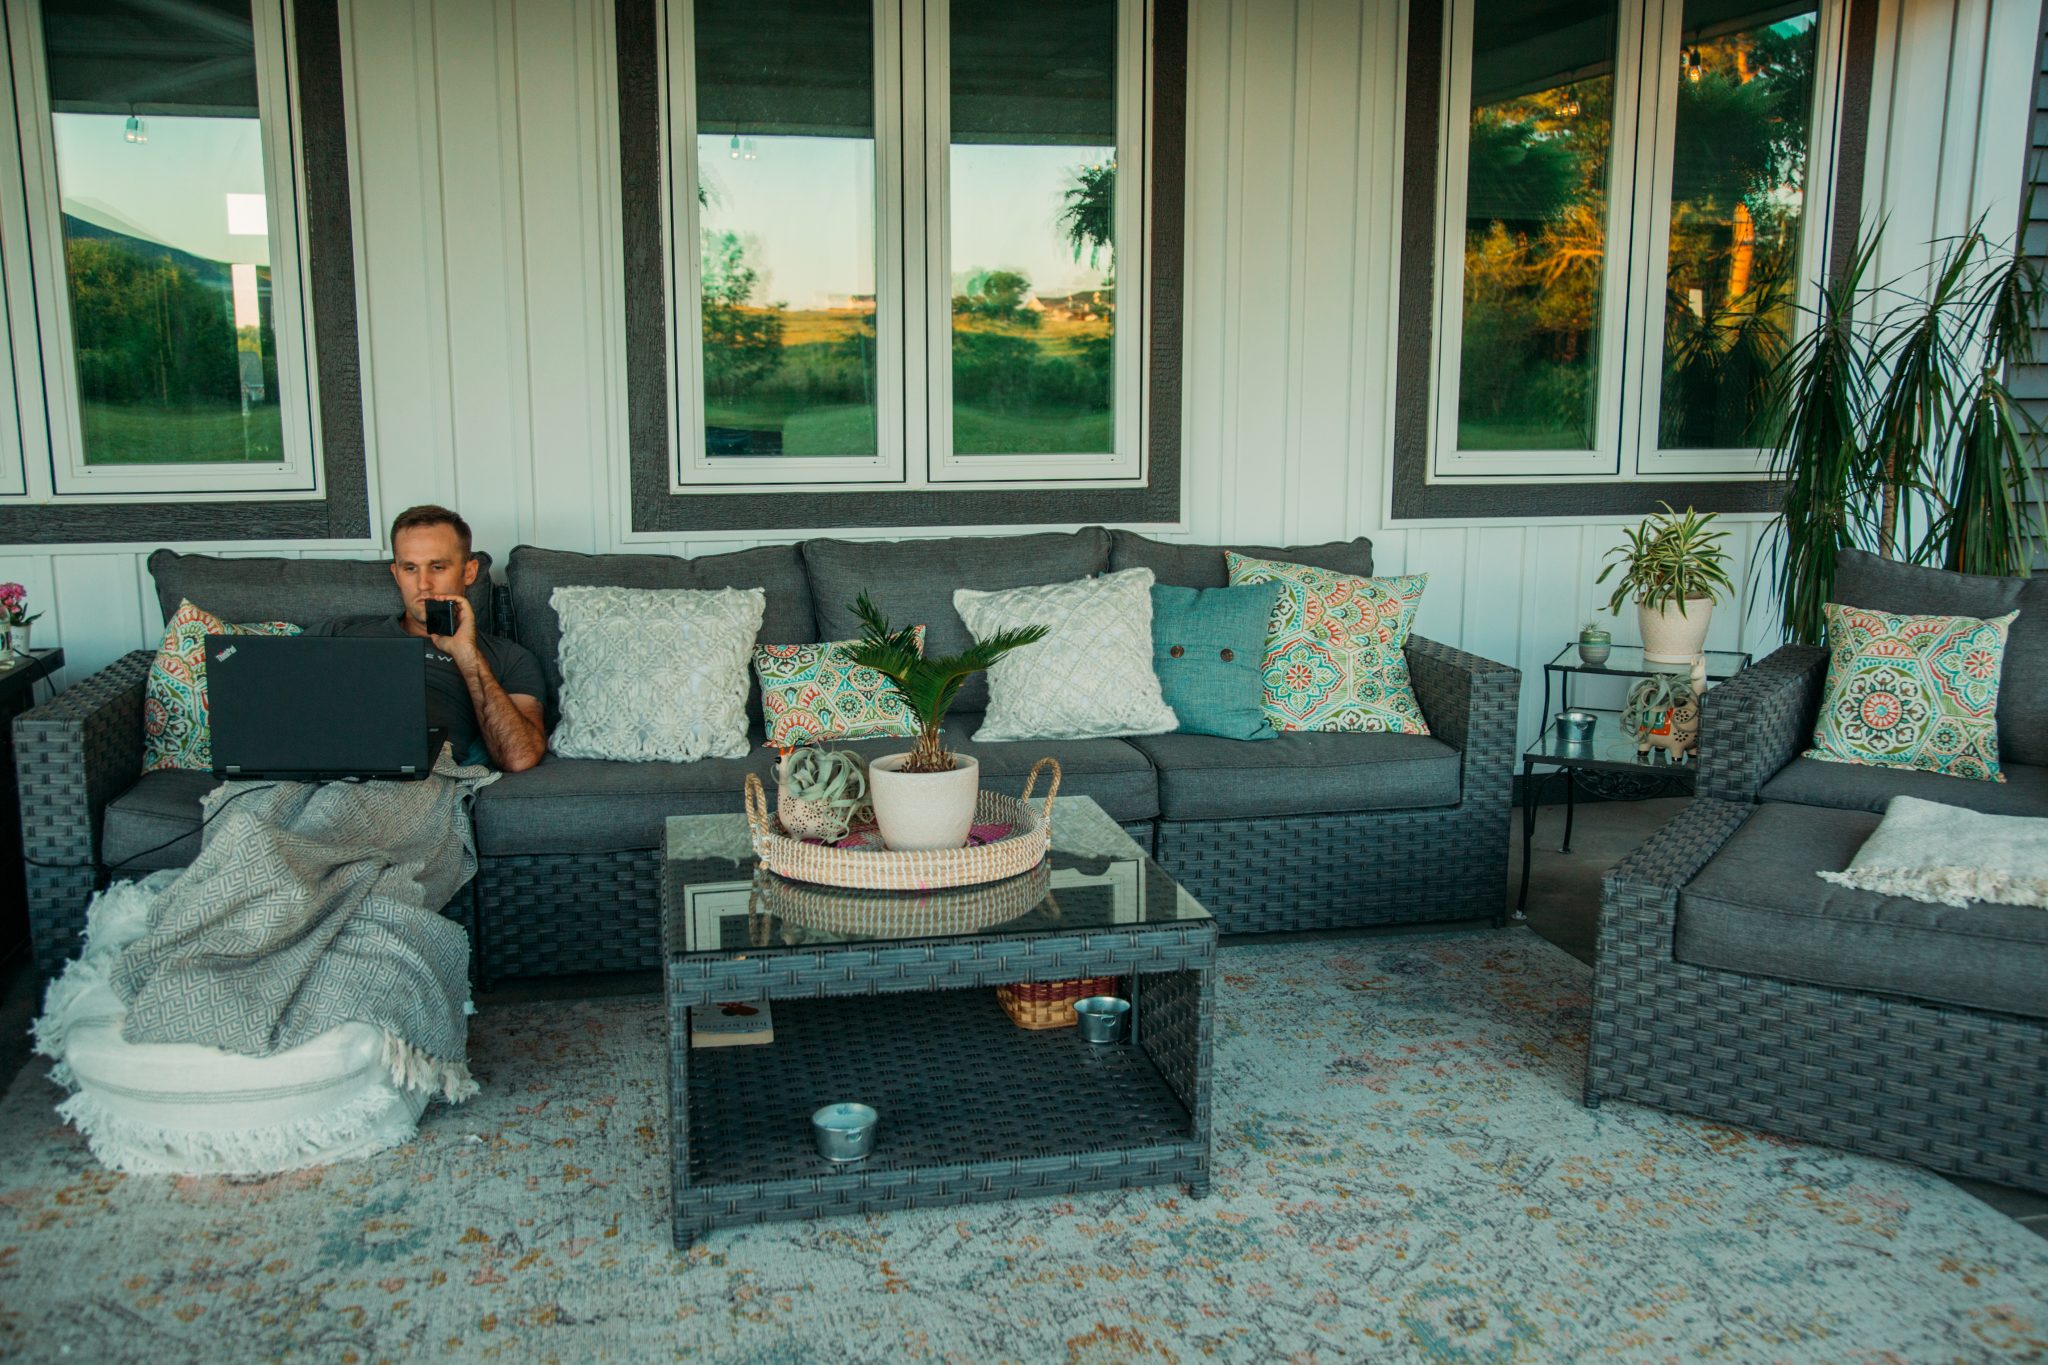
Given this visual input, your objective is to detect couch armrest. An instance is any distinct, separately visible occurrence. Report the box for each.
[1693,643,1827,803]
[15,649,151,870]
[1405,635,1519,811]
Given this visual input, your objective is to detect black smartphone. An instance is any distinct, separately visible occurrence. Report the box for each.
[423,599,459,637]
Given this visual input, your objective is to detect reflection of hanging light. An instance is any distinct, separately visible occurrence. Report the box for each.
[124,113,146,144]
[1558,87,1581,117]
[729,132,741,159]
[743,136,757,161]
[1684,46,1704,82]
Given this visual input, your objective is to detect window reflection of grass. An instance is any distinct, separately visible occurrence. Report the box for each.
[80,402,284,465]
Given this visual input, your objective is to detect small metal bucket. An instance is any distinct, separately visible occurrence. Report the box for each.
[1073,996,1131,1045]
[811,1102,878,1162]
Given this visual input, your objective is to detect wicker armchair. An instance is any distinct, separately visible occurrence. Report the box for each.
[1589,549,2048,1193]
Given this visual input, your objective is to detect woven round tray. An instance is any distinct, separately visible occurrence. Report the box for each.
[743,757,1060,890]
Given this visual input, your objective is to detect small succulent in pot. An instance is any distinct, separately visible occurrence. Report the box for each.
[1577,621,1613,667]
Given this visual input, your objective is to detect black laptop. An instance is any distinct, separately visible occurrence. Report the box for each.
[207,635,436,780]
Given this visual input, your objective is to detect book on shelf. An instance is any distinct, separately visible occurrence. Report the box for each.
[689,1000,774,1048]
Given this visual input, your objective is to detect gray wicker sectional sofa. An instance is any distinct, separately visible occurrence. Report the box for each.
[19,527,1518,983]
[1587,549,2047,1193]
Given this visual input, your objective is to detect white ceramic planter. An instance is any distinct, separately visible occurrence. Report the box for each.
[1639,598,1714,664]
[867,753,980,851]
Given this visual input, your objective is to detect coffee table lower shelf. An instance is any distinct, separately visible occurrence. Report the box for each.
[672,985,1207,1248]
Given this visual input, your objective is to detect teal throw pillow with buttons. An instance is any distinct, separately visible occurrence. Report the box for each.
[1150,583,1280,741]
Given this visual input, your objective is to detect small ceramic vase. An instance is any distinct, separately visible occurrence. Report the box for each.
[1577,628,1612,667]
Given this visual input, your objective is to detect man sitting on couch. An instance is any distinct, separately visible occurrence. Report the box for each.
[312,504,548,773]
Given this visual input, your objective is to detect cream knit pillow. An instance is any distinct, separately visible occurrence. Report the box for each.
[549,585,765,762]
[954,568,1178,742]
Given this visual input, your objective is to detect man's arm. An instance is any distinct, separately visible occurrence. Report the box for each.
[430,596,547,773]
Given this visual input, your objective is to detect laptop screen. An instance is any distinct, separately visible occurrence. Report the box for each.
[206,636,434,780]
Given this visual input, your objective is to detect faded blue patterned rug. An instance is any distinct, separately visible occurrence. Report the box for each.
[2,930,2045,1362]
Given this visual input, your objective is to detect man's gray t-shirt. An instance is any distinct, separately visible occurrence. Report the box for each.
[310,615,545,767]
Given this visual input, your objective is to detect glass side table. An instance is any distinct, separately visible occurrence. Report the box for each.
[1516,642,1752,917]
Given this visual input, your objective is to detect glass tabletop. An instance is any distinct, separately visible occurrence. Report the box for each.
[1545,643,1751,680]
[664,795,1211,956]
[1523,707,1695,772]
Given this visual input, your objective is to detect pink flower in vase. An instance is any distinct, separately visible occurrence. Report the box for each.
[0,582,37,630]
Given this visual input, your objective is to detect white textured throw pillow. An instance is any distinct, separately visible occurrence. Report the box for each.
[1819,795,2048,908]
[550,585,765,762]
[955,568,1179,742]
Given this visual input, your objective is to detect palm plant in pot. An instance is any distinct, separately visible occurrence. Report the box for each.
[1597,504,1734,664]
[846,592,1047,851]
[1760,222,2045,645]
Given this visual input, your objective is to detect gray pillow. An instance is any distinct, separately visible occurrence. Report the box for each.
[147,549,496,631]
[547,586,765,763]
[1832,549,2045,767]
[1109,530,1376,588]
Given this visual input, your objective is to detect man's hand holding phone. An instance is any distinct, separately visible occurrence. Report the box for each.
[423,597,460,639]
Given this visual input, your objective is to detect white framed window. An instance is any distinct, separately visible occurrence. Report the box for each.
[660,0,1148,492]
[0,0,323,503]
[1429,0,1844,485]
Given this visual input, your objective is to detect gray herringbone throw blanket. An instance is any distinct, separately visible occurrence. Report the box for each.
[109,759,497,1100]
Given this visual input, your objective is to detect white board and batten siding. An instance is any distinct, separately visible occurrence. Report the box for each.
[2,0,2040,749]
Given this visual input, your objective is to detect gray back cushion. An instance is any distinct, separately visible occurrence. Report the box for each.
[148,549,496,631]
[505,544,815,721]
[1110,530,1375,588]
[1832,548,2046,767]
[803,529,1112,716]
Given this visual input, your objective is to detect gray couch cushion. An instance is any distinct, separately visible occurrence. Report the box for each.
[101,769,221,872]
[1109,530,1374,587]
[474,732,1156,856]
[148,550,496,631]
[504,545,815,721]
[1127,730,1460,820]
[473,751,779,856]
[803,529,1111,715]
[1761,757,2048,818]
[1832,547,2048,767]
[1678,801,2048,1019]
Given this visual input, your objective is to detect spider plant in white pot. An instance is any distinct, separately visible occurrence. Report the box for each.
[1597,504,1734,664]
[846,592,1047,851]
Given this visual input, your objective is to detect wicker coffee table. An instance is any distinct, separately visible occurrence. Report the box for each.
[661,795,1215,1251]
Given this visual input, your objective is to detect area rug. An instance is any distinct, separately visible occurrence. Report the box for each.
[1,931,2044,1363]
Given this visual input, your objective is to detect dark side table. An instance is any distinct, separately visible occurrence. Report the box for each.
[0,648,64,977]
[1516,643,1748,916]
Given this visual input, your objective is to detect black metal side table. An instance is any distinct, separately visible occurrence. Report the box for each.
[1516,643,1750,916]
[0,648,65,976]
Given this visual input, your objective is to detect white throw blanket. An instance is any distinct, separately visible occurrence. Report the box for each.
[1819,795,2048,908]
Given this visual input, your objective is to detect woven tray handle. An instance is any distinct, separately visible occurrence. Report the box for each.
[1020,757,1063,827]
[743,770,772,839]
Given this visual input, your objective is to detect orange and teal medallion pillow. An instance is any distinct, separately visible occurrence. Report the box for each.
[1223,552,1430,735]
[753,628,924,751]
[144,599,302,772]
[1805,602,2016,783]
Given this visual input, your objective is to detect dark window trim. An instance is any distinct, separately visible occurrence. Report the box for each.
[1390,0,1880,521]
[0,0,368,544]
[616,0,1184,534]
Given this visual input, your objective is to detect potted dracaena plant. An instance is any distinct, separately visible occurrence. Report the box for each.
[846,592,1048,851]
[1597,503,1734,664]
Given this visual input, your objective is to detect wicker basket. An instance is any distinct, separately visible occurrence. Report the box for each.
[997,977,1123,1031]
[743,758,1060,890]
[750,859,1053,941]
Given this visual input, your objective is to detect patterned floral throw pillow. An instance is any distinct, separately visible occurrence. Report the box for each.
[144,599,301,772]
[754,628,925,750]
[1224,552,1430,735]
[1805,603,2017,782]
